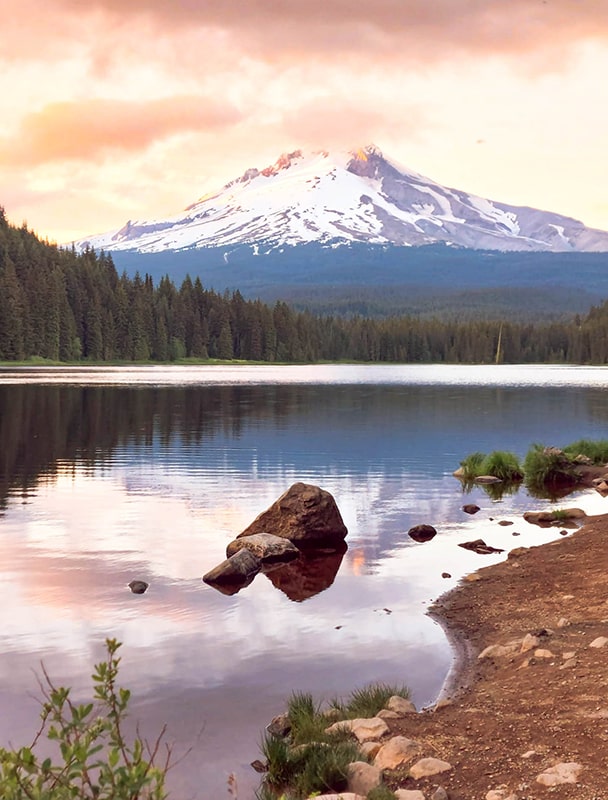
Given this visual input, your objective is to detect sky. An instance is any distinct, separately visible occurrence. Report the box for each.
[1,0,608,244]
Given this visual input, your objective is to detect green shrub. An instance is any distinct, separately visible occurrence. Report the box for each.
[0,639,170,800]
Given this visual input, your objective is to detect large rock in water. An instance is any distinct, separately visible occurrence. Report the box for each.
[237,482,347,549]
[226,533,300,564]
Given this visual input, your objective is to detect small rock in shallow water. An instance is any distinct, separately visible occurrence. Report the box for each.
[408,524,437,543]
[459,539,504,555]
[462,504,480,515]
[442,572,451,578]
[128,580,149,594]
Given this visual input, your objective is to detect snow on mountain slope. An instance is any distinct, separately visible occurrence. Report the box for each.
[75,145,608,253]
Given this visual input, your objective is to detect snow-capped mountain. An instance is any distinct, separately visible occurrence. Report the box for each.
[75,145,608,253]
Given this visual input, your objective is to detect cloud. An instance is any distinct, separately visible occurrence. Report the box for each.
[15,0,608,62]
[0,96,241,167]
[280,99,430,151]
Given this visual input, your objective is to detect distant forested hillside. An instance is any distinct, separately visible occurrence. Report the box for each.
[111,242,608,321]
[2,209,608,364]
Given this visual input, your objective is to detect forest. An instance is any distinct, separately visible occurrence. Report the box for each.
[2,207,608,364]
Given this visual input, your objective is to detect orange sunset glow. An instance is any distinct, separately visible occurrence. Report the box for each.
[1,0,607,243]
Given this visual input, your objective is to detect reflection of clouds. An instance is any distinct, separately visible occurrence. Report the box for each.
[4,371,608,799]
[0,457,457,699]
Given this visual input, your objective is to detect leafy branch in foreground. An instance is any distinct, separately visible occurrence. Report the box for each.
[0,638,173,800]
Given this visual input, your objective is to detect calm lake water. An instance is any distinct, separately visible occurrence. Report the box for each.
[1,364,608,799]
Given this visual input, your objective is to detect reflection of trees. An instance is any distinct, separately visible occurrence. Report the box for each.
[0,384,304,510]
[2,380,607,513]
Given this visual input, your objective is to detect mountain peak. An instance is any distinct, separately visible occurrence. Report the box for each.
[75,145,608,254]
[350,143,383,161]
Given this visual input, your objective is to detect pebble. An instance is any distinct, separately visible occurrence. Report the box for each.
[409,757,453,779]
[536,761,583,786]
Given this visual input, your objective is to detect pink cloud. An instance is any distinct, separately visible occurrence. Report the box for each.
[25,0,608,57]
[280,99,431,151]
[0,97,241,167]
[2,1,608,66]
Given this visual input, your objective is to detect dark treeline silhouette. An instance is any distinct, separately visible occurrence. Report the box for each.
[3,207,608,363]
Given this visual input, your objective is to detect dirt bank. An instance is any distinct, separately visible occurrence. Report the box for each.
[381,512,608,799]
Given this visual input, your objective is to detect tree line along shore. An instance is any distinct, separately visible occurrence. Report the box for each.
[3,209,608,364]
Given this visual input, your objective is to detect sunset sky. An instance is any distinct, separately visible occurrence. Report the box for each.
[1,0,608,244]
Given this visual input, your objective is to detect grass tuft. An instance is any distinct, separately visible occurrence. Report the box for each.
[259,681,412,798]
[458,450,522,482]
[367,786,397,800]
[286,692,329,746]
[481,450,523,481]
[340,683,410,720]
[523,444,577,493]
[292,740,360,797]
[563,438,608,464]
[458,451,486,479]
[260,731,295,789]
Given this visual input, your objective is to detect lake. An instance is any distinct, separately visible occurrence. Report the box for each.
[1,364,608,799]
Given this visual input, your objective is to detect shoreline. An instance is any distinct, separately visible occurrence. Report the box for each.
[378,510,608,798]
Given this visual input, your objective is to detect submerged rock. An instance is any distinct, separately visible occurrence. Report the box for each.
[524,508,586,527]
[128,580,149,595]
[463,504,481,514]
[238,482,347,548]
[459,539,504,555]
